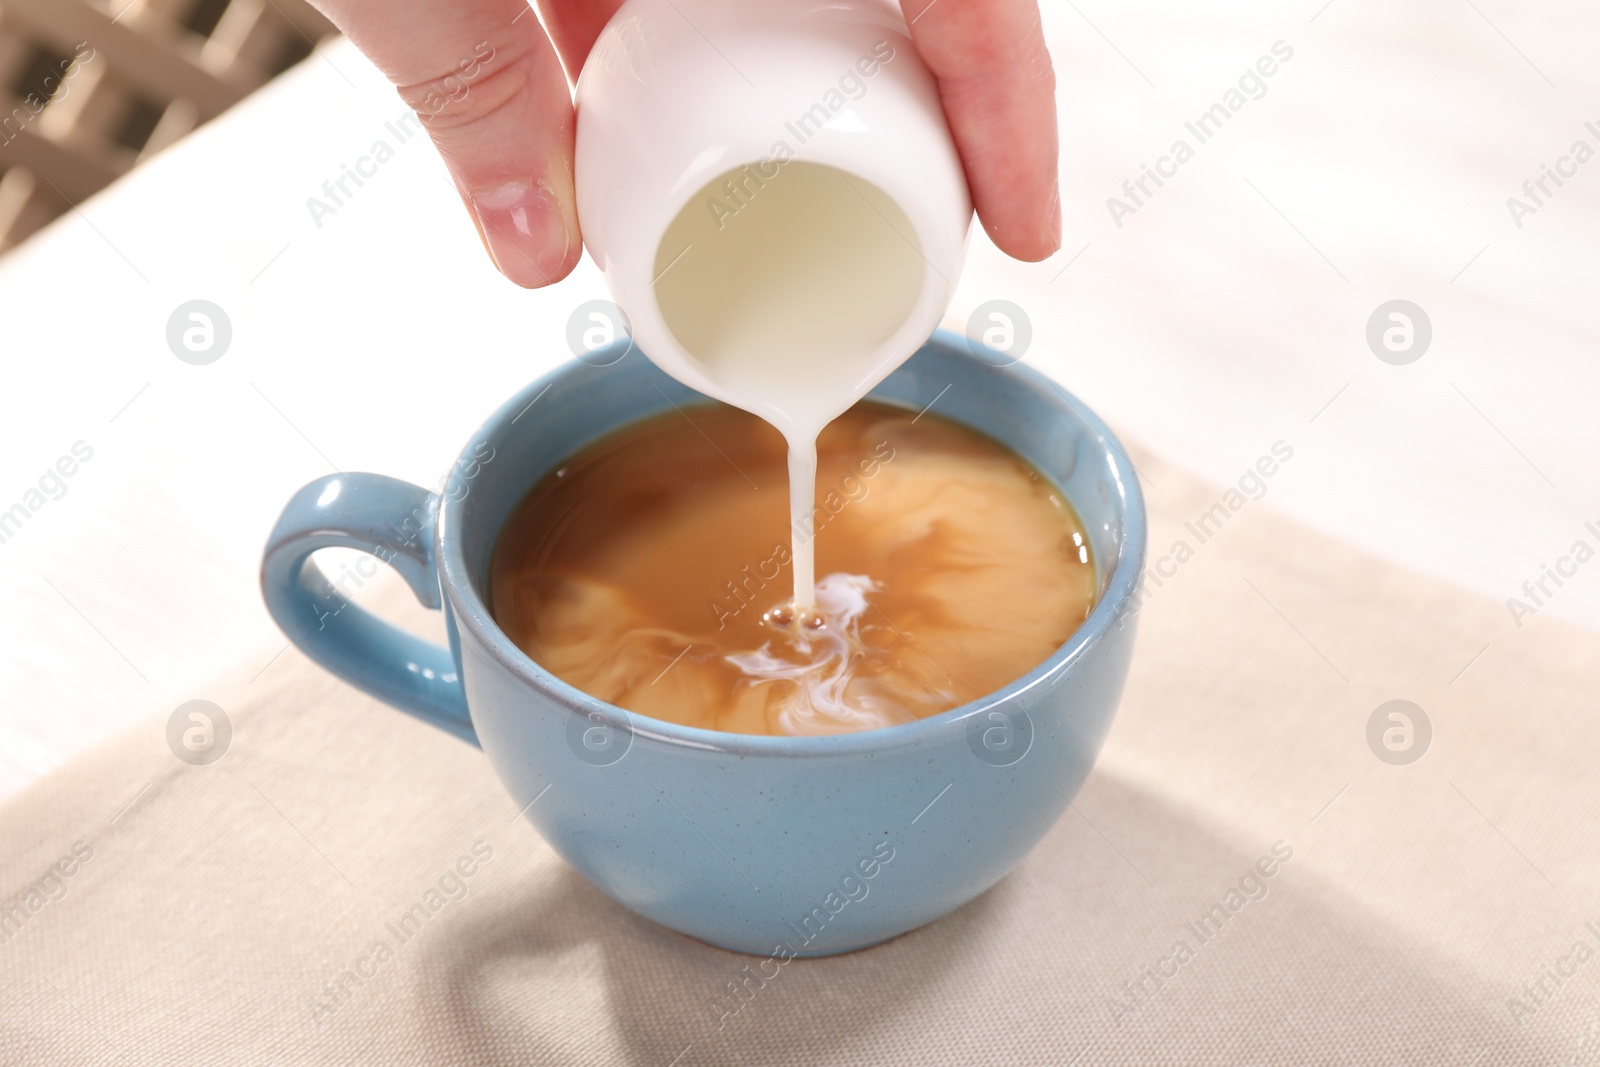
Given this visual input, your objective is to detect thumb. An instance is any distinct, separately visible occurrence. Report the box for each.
[312,0,581,287]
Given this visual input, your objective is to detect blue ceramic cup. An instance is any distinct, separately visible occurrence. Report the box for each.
[261,330,1145,956]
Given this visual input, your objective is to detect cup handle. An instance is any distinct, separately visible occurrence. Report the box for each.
[260,473,478,746]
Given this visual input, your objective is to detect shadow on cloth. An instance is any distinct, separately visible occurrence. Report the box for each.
[417,766,1547,1066]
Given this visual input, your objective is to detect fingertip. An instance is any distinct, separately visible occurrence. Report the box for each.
[322,0,584,289]
[901,0,1060,266]
[980,185,1060,263]
[465,179,581,288]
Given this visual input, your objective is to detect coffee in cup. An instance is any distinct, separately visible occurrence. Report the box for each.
[489,399,1097,736]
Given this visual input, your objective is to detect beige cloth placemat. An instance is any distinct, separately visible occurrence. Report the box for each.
[3,448,1597,1065]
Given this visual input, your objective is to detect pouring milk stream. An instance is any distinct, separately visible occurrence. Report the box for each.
[574,0,971,614]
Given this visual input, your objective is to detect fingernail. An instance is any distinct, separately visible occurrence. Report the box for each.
[1046,184,1062,252]
[469,182,571,287]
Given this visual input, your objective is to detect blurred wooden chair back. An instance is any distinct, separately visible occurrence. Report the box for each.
[0,0,335,253]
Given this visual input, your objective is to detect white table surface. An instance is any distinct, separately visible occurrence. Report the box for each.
[2,1,1596,801]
